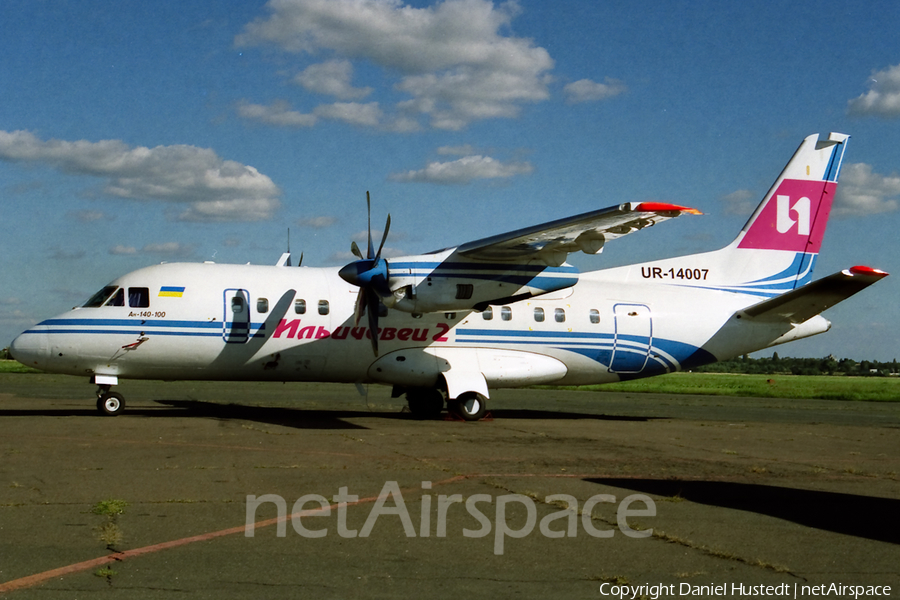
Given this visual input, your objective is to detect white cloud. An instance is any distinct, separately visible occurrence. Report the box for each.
[390,154,533,185]
[298,215,338,228]
[109,245,138,255]
[239,99,383,128]
[236,0,554,130]
[237,100,318,127]
[0,130,281,222]
[68,209,108,222]
[437,144,477,156]
[143,242,197,257]
[294,59,373,100]
[834,162,900,216]
[563,78,627,104]
[314,102,383,127]
[720,189,757,216]
[847,64,900,118]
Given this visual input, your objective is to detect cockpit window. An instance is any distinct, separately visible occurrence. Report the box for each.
[128,287,150,308]
[83,286,118,308]
[105,288,125,307]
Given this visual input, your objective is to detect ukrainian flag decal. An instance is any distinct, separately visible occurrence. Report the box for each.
[159,286,185,298]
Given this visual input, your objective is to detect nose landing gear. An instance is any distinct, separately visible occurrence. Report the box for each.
[96,385,126,416]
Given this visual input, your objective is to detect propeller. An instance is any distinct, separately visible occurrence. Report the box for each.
[338,192,392,355]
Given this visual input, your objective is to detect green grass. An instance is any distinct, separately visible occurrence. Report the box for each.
[556,371,900,402]
[0,360,41,374]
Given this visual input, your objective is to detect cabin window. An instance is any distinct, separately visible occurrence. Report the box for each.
[482,307,493,320]
[590,309,600,324]
[554,308,566,323]
[318,300,329,315]
[533,307,545,322]
[456,284,474,300]
[128,287,150,308]
[294,299,306,314]
[106,288,125,307]
[501,306,512,321]
[231,296,244,313]
[83,286,118,308]
[257,298,269,313]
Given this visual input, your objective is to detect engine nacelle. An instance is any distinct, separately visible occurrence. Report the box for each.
[383,252,579,314]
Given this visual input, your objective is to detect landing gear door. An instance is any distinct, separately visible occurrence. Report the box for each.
[224,289,251,343]
[610,304,652,373]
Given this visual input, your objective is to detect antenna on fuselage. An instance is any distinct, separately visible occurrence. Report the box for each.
[276,228,293,267]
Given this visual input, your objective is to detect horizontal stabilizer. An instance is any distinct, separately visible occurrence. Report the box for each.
[742,266,888,323]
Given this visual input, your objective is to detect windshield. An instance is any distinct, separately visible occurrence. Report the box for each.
[82,286,119,308]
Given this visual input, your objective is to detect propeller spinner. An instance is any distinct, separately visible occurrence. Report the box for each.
[338,192,391,355]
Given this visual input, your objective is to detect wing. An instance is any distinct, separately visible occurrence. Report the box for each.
[742,266,888,323]
[454,202,701,266]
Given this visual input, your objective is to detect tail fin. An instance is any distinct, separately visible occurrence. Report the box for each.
[702,132,849,297]
[733,132,847,255]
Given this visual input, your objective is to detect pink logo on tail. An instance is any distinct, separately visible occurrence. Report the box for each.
[738,179,835,253]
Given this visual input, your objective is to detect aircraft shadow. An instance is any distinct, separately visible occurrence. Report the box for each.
[0,403,661,427]
[488,409,662,422]
[587,478,900,545]
[152,399,389,430]
[0,401,373,430]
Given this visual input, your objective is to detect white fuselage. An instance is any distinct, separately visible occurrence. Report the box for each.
[10,260,827,391]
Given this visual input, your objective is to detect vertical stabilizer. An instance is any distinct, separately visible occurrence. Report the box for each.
[614,133,851,299]
[733,132,848,256]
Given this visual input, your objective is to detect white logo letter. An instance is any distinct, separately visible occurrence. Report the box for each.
[776,195,811,235]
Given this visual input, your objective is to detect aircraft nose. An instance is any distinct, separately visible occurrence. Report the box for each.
[9,329,47,369]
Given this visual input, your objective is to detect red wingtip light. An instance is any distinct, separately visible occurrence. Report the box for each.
[849,265,888,277]
[634,202,703,215]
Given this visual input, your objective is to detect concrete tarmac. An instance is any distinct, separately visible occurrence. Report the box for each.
[0,373,898,598]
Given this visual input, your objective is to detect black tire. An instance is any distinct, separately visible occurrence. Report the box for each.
[407,389,445,420]
[450,392,487,421]
[97,392,125,416]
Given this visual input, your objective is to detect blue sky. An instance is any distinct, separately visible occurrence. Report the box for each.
[2,0,899,360]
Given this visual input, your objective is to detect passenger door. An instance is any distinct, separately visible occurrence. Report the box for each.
[610,303,652,373]
[223,289,251,343]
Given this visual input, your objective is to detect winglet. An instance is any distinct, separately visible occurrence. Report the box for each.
[633,202,703,215]
[847,265,888,277]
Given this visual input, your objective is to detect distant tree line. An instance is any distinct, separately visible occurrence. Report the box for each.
[696,353,899,376]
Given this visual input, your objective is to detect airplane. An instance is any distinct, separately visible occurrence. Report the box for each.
[8,132,888,420]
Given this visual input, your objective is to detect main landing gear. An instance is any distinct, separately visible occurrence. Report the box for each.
[96,385,126,416]
[404,388,488,421]
[448,392,488,421]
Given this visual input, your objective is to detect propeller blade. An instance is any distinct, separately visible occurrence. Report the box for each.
[366,291,380,356]
[366,191,374,259]
[339,191,392,356]
[353,287,366,327]
[376,213,391,260]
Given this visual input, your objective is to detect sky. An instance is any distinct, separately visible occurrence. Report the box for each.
[2,0,899,360]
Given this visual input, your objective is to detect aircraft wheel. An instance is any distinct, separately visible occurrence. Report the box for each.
[406,389,444,420]
[450,392,487,421]
[97,392,125,416]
